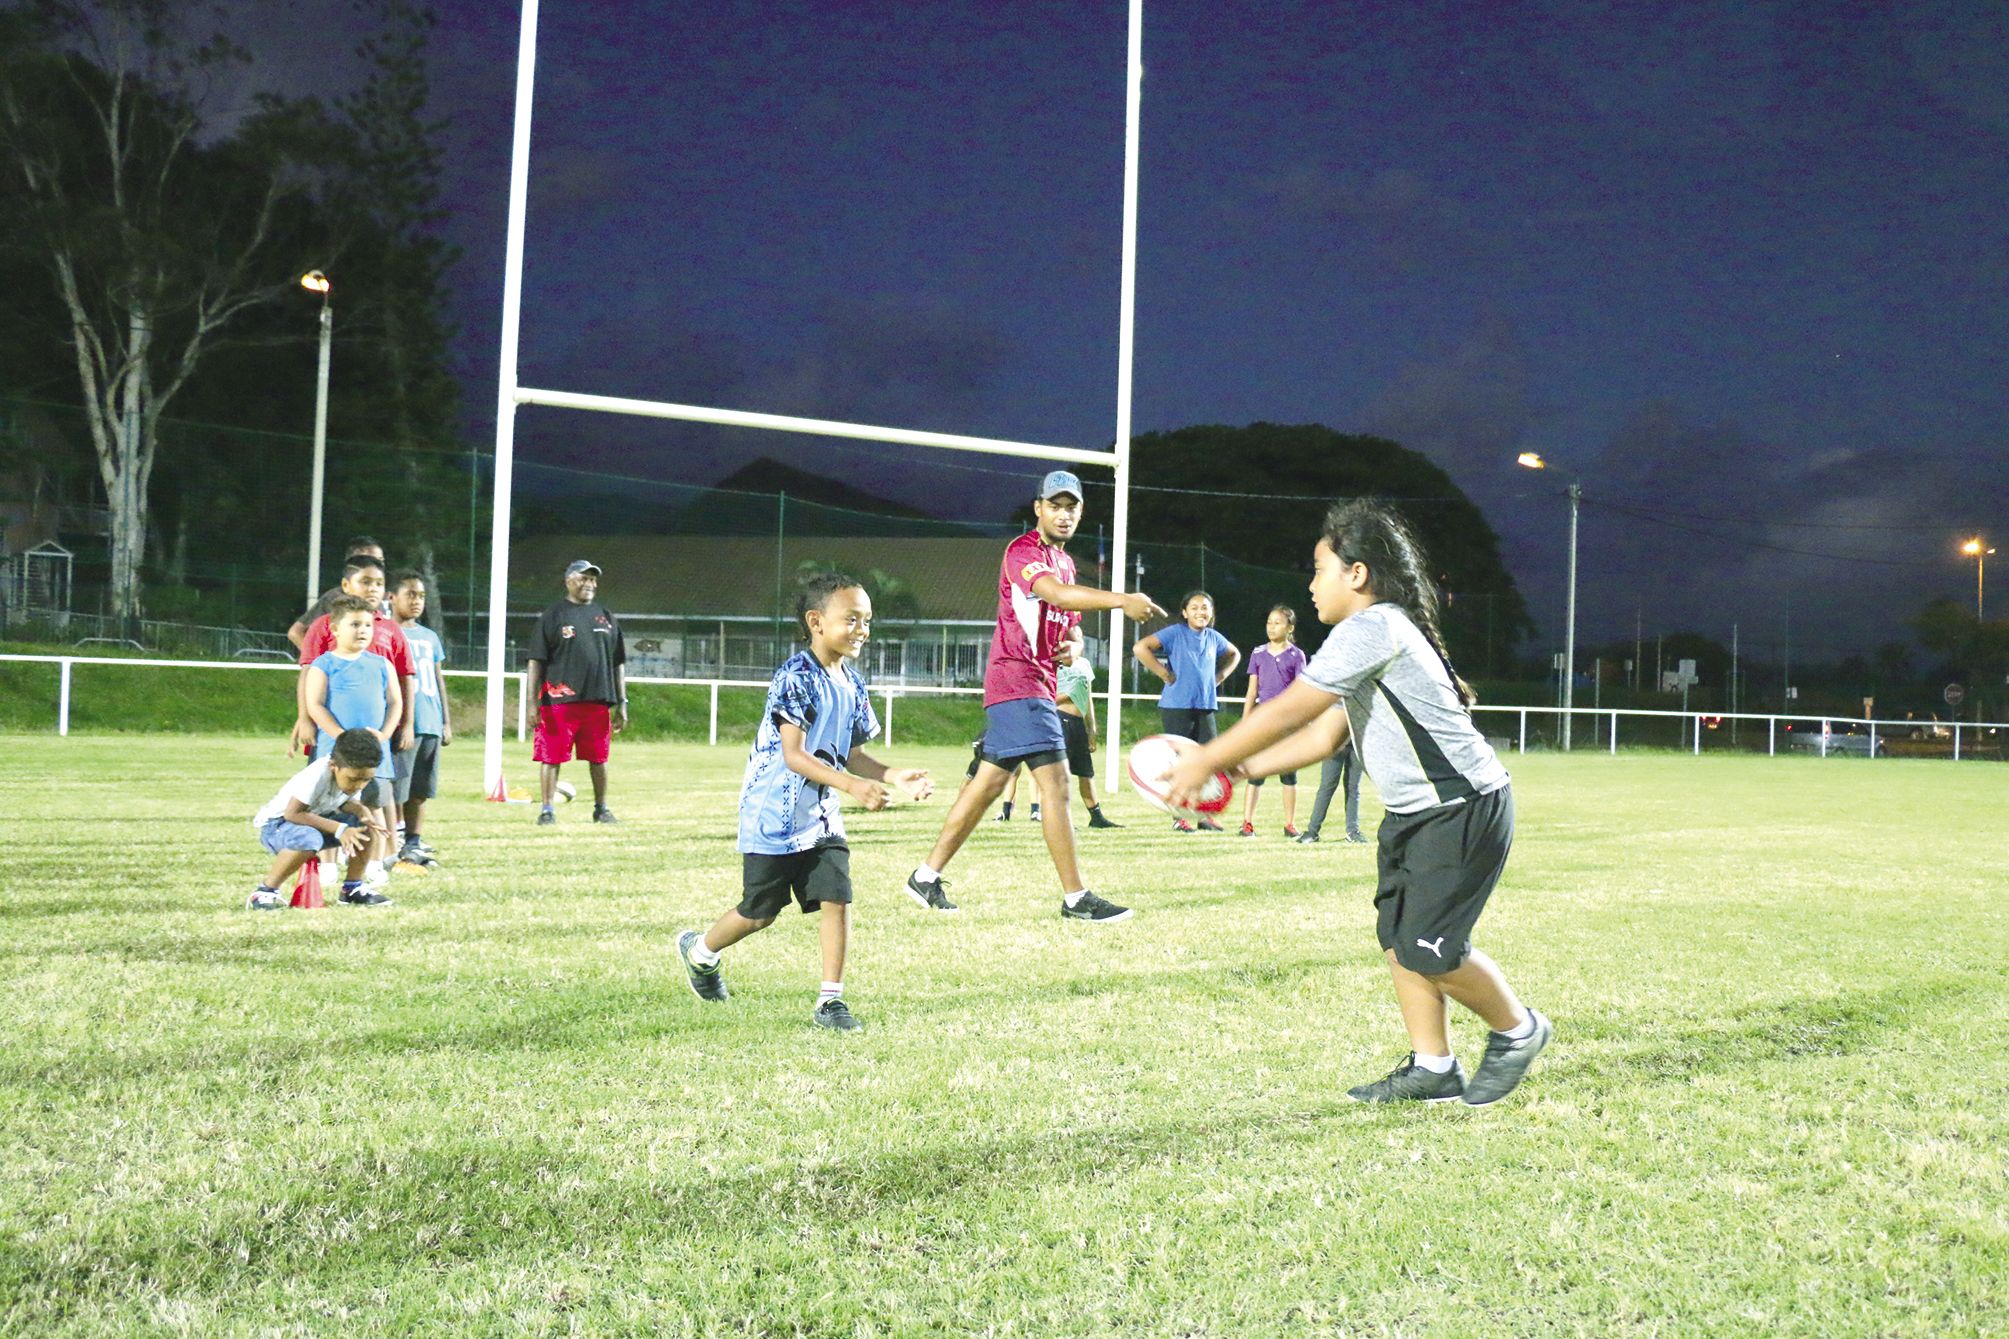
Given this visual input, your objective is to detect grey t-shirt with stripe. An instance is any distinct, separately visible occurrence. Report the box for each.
[1299,602,1508,815]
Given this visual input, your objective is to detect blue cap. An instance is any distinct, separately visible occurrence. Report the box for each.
[1038,469,1083,501]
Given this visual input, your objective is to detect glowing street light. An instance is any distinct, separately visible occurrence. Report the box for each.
[1519,451,1581,749]
[301,271,333,604]
[1962,537,1994,621]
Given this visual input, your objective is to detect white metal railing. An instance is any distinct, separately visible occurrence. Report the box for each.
[3,653,2003,760]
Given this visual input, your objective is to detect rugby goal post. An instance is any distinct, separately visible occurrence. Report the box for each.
[483,0,1147,792]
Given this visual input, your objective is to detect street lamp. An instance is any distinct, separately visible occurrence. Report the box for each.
[1961,537,1994,621]
[300,270,333,605]
[1518,452,1582,750]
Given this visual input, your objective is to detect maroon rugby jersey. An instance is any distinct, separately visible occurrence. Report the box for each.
[984,530,1081,707]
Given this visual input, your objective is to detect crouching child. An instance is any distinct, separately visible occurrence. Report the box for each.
[248,727,394,909]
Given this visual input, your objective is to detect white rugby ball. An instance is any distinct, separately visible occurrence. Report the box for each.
[555,780,577,803]
[1127,733,1233,815]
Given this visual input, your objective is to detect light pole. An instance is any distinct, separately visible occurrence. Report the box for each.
[1519,452,1581,750]
[301,270,333,605]
[1961,537,1993,621]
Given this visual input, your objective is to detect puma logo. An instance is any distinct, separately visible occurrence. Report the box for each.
[1416,936,1445,958]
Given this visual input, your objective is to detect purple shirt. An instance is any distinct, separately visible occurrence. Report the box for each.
[1250,643,1307,704]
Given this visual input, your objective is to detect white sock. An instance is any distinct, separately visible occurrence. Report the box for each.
[1062,888,1087,908]
[914,864,942,884]
[1413,1051,1457,1074]
[688,937,721,968]
[818,981,843,1005]
[1502,1011,1536,1040]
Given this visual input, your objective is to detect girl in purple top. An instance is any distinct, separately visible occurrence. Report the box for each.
[1238,605,1309,836]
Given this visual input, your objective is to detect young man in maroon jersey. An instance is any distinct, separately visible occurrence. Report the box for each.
[904,470,1164,922]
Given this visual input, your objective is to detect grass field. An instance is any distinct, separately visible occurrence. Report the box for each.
[2,736,2004,1336]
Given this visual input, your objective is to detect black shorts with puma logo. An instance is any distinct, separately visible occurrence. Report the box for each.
[1372,784,1513,975]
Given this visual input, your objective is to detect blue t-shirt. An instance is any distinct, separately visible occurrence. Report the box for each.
[310,650,393,774]
[402,623,447,737]
[1155,622,1232,711]
[738,650,880,856]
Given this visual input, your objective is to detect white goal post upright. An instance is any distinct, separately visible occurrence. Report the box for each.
[1104,0,1144,767]
[483,0,1147,794]
[483,0,540,797]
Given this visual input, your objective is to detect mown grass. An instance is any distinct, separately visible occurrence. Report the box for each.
[0,737,2003,1336]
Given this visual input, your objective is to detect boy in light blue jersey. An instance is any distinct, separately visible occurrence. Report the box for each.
[675,574,933,1031]
[390,572,451,867]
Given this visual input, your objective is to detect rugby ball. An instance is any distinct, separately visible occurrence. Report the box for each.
[1127,733,1233,815]
[555,780,577,803]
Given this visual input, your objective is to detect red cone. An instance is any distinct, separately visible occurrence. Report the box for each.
[291,859,325,909]
[485,772,510,803]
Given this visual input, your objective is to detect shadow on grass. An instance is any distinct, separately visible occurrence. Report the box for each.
[1,1081,1390,1322]
[1555,979,1979,1082]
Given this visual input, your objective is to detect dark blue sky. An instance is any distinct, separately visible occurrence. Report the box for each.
[247,0,2009,660]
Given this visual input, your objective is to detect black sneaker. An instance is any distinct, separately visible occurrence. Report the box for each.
[676,930,729,1002]
[1461,1009,1553,1107]
[1346,1054,1468,1103]
[903,872,959,912]
[1344,832,1368,844]
[1295,831,1320,844]
[1196,818,1224,832]
[537,807,556,826]
[592,806,618,825]
[813,998,863,1031]
[991,808,1013,824]
[338,885,392,907]
[1087,811,1121,829]
[1060,890,1131,923]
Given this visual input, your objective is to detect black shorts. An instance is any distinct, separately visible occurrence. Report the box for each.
[1374,785,1513,976]
[740,845,853,919]
[1159,706,1218,744]
[1059,712,1094,778]
[393,735,441,803]
[1248,769,1298,787]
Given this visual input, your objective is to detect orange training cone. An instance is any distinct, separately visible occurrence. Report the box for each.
[291,859,325,909]
[486,772,510,803]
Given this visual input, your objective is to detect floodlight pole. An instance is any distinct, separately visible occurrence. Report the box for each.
[484,0,539,797]
[306,293,332,605]
[1563,481,1580,751]
[1103,0,1144,764]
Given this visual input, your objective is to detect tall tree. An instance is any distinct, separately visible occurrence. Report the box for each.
[0,1,324,626]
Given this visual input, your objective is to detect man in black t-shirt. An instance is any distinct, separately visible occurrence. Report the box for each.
[526,559,628,825]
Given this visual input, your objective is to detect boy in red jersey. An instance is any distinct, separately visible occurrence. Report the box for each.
[903,470,1164,922]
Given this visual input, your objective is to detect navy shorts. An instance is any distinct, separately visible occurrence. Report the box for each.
[979,697,1067,770]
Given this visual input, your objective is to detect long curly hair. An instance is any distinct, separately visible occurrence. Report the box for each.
[1320,500,1475,707]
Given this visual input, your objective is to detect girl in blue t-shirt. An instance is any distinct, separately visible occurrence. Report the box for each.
[1133,590,1241,830]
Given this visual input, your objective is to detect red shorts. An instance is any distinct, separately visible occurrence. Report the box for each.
[534,701,612,765]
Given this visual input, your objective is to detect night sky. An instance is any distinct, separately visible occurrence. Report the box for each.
[237,0,2009,660]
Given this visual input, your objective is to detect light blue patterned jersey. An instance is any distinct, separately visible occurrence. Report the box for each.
[737,650,880,855]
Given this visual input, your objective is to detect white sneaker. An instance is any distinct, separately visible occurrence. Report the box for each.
[364,865,392,894]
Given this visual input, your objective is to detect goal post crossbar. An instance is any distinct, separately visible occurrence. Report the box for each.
[514,386,1117,469]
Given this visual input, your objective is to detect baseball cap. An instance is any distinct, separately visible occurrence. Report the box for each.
[564,559,602,577]
[1038,469,1083,501]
